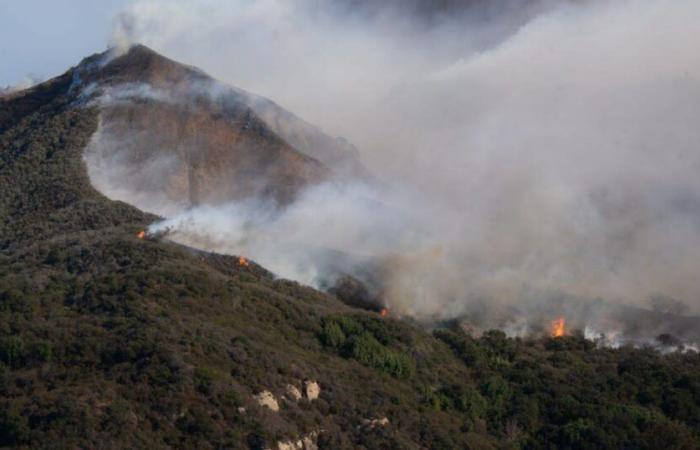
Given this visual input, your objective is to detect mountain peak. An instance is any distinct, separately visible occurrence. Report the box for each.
[76,43,209,88]
[73,44,335,210]
[3,44,368,211]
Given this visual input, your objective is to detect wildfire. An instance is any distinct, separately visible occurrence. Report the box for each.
[551,317,566,338]
[136,230,146,239]
[238,256,250,267]
[380,308,389,318]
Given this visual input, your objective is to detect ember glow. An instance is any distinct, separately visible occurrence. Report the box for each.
[238,256,250,267]
[136,230,146,239]
[380,308,389,318]
[551,317,566,338]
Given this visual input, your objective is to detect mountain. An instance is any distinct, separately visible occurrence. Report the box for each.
[72,45,369,215]
[0,45,699,449]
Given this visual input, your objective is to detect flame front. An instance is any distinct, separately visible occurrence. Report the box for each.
[238,257,250,267]
[380,308,389,317]
[136,230,146,239]
[551,317,566,337]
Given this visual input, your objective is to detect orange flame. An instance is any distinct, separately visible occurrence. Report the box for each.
[136,230,146,239]
[551,317,566,338]
[380,308,389,318]
[238,257,250,267]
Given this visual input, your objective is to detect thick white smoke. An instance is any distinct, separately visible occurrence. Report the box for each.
[99,0,700,331]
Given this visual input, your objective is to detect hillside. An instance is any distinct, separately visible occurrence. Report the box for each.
[68,45,371,215]
[0,46,699,449]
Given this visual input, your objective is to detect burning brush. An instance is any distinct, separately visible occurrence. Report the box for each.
[551,317,566,338]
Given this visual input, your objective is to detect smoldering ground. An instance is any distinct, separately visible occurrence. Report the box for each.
[84,0,700,344]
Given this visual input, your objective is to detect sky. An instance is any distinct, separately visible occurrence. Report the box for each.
[0,0,127,87]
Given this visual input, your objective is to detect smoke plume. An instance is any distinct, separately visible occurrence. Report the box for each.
[88,0,700,342]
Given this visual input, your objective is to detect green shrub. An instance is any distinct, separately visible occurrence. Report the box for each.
[320,317,414,379]
[321,321,345,348]
[0,336,25,368]
[194,366,217,395]
[34,340,52,363]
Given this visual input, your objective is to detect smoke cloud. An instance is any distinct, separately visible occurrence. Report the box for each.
[89,0,700,342]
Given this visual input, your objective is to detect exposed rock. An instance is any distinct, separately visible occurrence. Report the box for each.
[285,384,302,401]
[304,380,320,401]
[358,417,390,430]
[254,390,279,412]
[244,92,372,182]
[276,431,319,450]
[81,45,333,216]
[277,440,301,450]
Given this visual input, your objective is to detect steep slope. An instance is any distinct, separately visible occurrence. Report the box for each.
[0,47,699,450]
[242,92,372,182]
[77,45,339,213]
[0,66,479,449]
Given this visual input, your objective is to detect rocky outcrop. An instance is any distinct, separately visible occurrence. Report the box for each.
[254,390,279,412]
[358,417,390,430]
[275,431,319,450]
[303,380,320,401]
[256,380,317,413]
[285,384,302,401]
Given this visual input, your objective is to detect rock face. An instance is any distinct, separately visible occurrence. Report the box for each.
[244,93,371,182]
[254,390,279,412]
[303,380,320,401]
[77,45,367,215]
[285,384,302,401]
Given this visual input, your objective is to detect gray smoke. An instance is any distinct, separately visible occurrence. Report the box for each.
[87,0,700,343]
